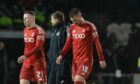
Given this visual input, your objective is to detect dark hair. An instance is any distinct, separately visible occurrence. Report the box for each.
[24,10,36,17]
[51,11,64,21]
[69,8,82,17]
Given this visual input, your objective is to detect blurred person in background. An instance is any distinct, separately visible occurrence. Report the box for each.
[0,42,8,84]
[47,11,72,84]
[56,8,107,84]
[17,11,47,84]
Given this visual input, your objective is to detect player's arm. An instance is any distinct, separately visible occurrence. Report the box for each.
[93,33,104,61]
[25,29,45,58]
[18,29,29,63]
[56,28,72,64]
[60,27,72,57]
[91,24,107,69]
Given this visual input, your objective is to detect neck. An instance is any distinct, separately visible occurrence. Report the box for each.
[78,18,85,25]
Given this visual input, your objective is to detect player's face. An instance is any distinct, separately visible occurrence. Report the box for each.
[70,14,81,25]
[51,16,59,26]
[23,14,35,27]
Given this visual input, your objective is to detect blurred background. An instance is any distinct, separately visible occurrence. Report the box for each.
[0,0,140,84]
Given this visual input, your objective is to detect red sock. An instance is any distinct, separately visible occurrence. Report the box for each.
[74,81,84,84]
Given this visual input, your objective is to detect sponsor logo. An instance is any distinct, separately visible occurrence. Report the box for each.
[24,37,34,42]
[72,34,85,39]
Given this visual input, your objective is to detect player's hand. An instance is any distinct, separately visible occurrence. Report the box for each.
[56,55,62,64]
[17,55,26,63]
[99,60,107,69]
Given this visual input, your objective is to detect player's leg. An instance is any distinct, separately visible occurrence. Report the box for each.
[20,79,30,84]
[72,63,85,84]
[19,65,33,84]
[74,75,86,84]
[34,66,47,84]
[74,62,93,84]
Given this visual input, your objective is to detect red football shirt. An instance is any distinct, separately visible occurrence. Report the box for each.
[23,25,46,67]
[61,21,105,63]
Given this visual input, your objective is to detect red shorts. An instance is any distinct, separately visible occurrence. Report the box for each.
[72,62,93,80]
[20,65,47,82]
